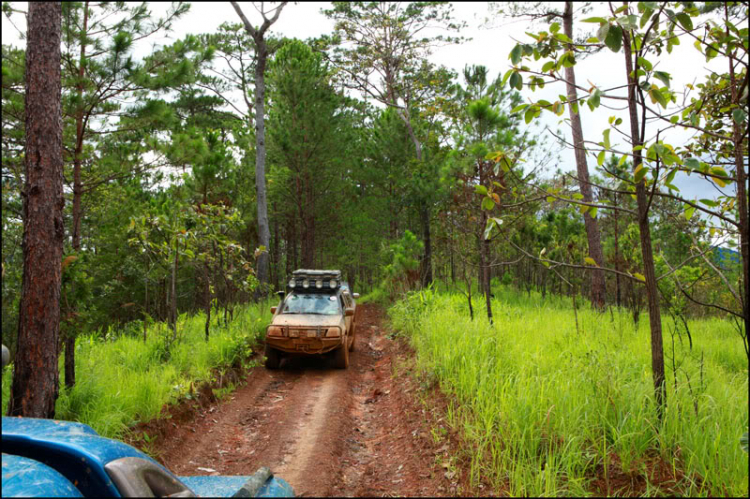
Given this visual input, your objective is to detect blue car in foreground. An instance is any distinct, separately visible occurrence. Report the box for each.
[1,346,293,497]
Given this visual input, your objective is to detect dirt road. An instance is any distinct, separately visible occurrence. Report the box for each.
[144,304,464,497]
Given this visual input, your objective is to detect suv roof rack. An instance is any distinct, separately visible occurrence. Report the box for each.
[292,269,341,278]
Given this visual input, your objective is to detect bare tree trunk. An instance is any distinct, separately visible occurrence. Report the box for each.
[9,1,63,419]
[204,264,211,342]
[253,47,270,294]
[623,30,666,417]
[420,203,433,286]
[726,4,749,347]
[170,237,178,342]
[231,1,288,297]
[563,2,606,310]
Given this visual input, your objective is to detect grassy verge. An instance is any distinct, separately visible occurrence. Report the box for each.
[2,301,271,440]
[389,286,748,496]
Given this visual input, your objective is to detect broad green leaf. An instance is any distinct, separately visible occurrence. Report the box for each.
[684,205,696,220]
[475,185,488,195]
[482,196,495,211]
[541,60,555,72]
[732,108,747,124]
[597,23,610,43]
[634,165,649,183]
[711,166,728,178]
[634,272,646,282]
[588,88,601,111]
[572,193,584,200]
[603,129,611,149]
[616,14,638,30]
[684,157,700,170]
[546,196,555,203]
[605,25,623,52]
[509,71,522,90]
[511,103,528,114]
[589,207,598,218]
[561,51,575,68]
[581,17,608,23]
[584,256,598,266]
[649,87,668,108]
[653,71,671,87]
[637,56,652,71]
[524,106,537,124]
[597,150,606,166]
[675,12,693,31]
[699,198,718,207]
[510,44,523,65]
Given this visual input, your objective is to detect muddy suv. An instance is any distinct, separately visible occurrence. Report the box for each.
[265,269,358,369]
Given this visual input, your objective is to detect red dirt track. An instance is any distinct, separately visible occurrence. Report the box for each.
[142,304,466,497]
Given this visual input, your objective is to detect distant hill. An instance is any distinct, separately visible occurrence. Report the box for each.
[711,246,741,269]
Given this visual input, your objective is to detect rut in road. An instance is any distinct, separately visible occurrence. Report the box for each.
[151,304,464,497]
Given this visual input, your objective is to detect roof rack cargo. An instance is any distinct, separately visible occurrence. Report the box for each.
[288,269,342,291]
[291,269,341,278]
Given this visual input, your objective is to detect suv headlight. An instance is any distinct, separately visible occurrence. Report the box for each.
[267,327,284,337]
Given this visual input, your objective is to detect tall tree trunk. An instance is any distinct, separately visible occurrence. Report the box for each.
[726,4,749,348]
[204,264,211,342]
[170,237,178,342]
[9,1,63,419]
[232,1,288,296]
[272,208,280,290]
[563,1,606,310]
[253,43,271,296]
[623,29,666,417]
[420,203,433,286]
[63,0,90,391]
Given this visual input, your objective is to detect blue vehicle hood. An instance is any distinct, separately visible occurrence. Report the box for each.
[2,416,294,497]
[2,454,83,497]
[179,475,294,497]
[2,416,160,496]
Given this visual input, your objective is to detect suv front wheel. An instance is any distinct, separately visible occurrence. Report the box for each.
[334,341,349,369]
[265,343,281,369]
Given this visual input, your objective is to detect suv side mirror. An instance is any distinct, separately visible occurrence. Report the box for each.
[276,290,285,299]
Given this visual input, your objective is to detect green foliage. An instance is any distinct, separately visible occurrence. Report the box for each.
[382,230,424,297]
[390,287,749,496]
[3,302,271,438]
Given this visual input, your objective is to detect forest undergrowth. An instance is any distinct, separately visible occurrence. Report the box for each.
[388,285,748,497]
[2,301,272,440]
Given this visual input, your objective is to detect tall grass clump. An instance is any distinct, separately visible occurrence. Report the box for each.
[3,301,271,440]
[390,286,748,496]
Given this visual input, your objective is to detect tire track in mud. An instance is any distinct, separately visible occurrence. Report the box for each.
[154,304,462,497]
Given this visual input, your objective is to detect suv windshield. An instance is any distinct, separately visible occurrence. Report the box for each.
[282,293,341,315]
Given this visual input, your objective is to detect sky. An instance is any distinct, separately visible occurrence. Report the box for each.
[1,2,738,204]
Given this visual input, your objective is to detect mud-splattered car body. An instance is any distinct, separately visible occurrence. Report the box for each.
[265,270,358,369]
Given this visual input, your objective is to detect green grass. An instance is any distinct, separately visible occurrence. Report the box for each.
[389,285,749,497]
[2,301,272,439]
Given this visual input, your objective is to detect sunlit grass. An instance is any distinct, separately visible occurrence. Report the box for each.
[2,302,271,439]
[389,285,748,496]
